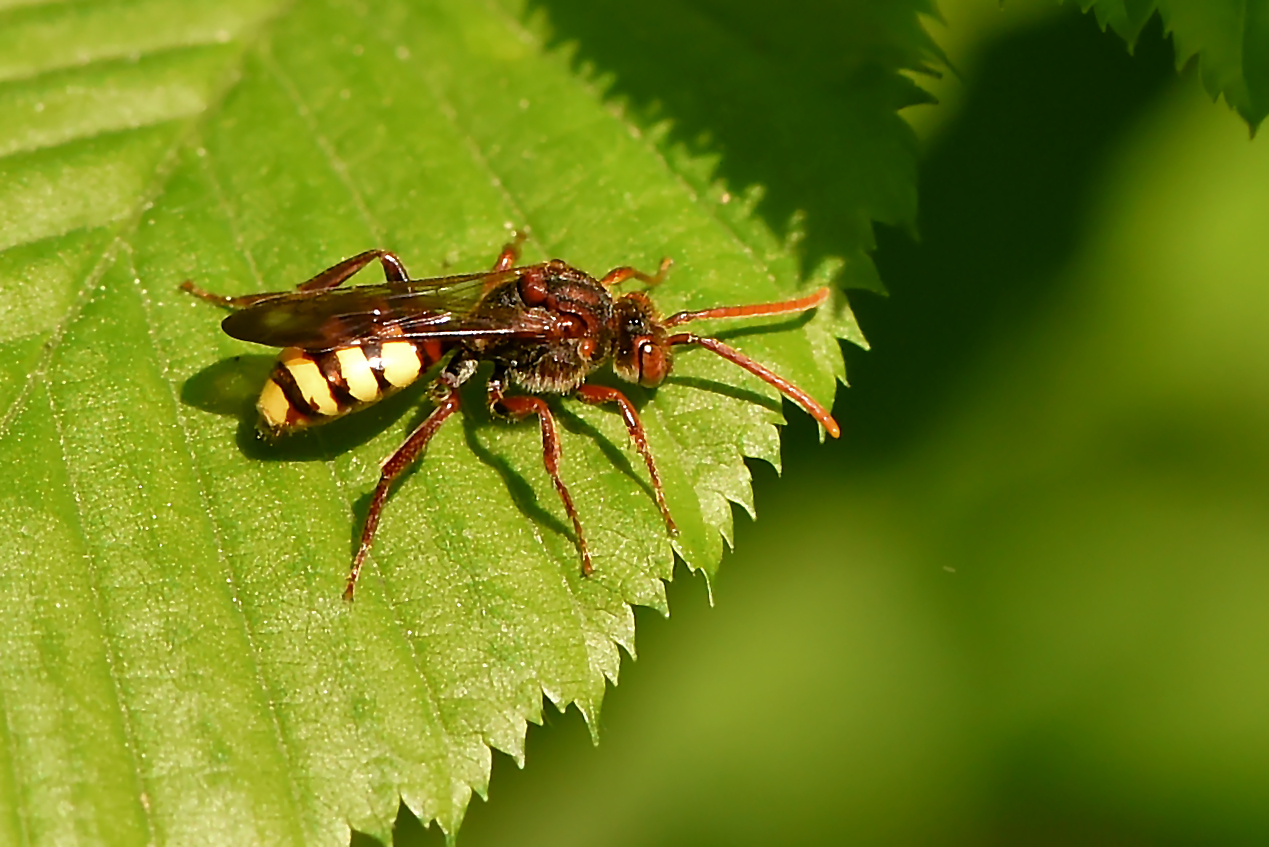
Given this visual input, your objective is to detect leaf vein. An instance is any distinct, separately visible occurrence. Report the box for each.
[0,237,122,441]
[363,13,537,246]
[196,139,266,289]
[127,247,310,842]
[248,39,484,813]
[40,374,157,845]
[0,2,295,439]
[257,48,384,244]
[0,663,30,846]
[354,16,618,718]
[260,9,604,784]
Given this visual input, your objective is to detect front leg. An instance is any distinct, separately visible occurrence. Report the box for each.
[575,383,676,536]
[488,373,592,575]
[490,230,528,273]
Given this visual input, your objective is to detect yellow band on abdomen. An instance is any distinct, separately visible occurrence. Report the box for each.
[280,347,339,415]
[379,340,423,388]
[336,346,380,403]
[258,378,294,432]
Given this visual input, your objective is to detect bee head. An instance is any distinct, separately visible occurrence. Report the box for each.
[612,292,671,387]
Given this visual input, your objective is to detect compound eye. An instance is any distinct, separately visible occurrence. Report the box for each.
[636,338,669,387]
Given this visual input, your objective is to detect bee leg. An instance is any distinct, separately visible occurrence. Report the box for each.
[182,249,410,310]
[179,281,280,309]
[575,383,677,536]
[297,249,409,290]
[490,230,529,273]
[599,256,673,288]
[488,378,592,575]
[344,384,462,601]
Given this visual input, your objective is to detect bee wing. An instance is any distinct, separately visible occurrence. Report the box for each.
[384,303,561,341]
[220,269,543,350]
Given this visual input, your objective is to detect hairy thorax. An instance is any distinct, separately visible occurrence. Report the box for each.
[477,260,617,394]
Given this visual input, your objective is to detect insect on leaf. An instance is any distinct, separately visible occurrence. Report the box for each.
[0,0,935,843]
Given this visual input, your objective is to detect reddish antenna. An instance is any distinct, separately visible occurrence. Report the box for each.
[664,287,840,437]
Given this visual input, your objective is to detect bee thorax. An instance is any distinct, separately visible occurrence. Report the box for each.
[509,359,591,394]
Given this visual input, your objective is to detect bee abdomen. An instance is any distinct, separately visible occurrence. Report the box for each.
[257,339,443,435]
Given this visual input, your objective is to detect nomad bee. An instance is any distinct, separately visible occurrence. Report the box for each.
[183,234,839,599]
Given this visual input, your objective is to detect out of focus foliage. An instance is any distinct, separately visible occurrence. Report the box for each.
[1071,0,1269,130]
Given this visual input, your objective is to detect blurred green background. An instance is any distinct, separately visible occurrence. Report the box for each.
[389,2,1269,844]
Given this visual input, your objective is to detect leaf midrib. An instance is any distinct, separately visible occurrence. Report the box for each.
[242,37,520,812]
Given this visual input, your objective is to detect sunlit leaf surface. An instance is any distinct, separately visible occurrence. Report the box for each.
[0,0,933,842]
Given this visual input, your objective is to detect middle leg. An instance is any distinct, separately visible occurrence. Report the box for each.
[490,230,529,273]
[488,376,592,575]
[575,383,677,535]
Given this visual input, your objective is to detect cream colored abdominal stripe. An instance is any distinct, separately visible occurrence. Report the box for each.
[257,341,425,432]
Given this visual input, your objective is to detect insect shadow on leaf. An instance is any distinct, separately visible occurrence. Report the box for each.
[180,354,274,419]
[457,393,576,549]
[555,385,661,506]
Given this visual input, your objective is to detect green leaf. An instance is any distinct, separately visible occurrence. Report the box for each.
[1068,0,1269,130]
[0,0,932,843]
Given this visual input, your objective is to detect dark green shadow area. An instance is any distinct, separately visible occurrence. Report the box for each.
[521,0,936,290]
[838,11,1175,462]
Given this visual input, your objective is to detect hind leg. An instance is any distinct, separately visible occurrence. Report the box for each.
[181,249,410,308]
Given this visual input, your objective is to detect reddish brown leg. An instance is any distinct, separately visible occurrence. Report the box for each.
[299,249,409,289]
[491,231,528,273]
[667,333,841,438]
[488,381,592,575]
[600,256,673,288]
[182,249,410,308]
[482,231,529,294]
[576,383,677,536]
[344,386,463,600]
